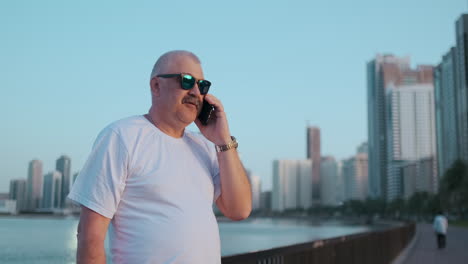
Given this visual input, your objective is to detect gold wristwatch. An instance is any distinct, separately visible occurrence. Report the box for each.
[215,136,238,152]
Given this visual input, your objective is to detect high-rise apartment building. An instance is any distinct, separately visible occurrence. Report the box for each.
[432,14,468,184]
[272,159,312,212]
[435,47,459,177]
[386,83,436,199]
[260,191,272,211]
[306,127,321,204]
[387,84,436,161]
[42,171,62,209]
[355,153,369,200]
[56,155,71,208]
[72,172,79,186]
[320,156,342,206]
[9,179,27,212]
[247,171,261,211]
[336,161,345,204]
[342,158,354,201]
[455,15,468,162]
[367,54,433,200]
[27,159,43,210]
[342,152,368,201]
[400,156,437,199]
[357,142,368,154]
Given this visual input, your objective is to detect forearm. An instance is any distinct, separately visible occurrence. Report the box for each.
[77,238,106,264]
[195,95,252,218]
[217,149,252,219]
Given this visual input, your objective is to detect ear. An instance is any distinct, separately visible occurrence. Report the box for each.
[150,78,161,97]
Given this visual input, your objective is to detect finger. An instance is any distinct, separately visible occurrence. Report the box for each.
[204,94,219,105]
[204,94,224,112]
[213,111,227,119]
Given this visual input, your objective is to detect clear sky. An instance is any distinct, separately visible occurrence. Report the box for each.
[0,0,466,192]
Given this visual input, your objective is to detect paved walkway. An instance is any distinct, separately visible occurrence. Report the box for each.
[395,223,468,264]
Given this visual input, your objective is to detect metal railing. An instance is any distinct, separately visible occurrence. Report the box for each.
[221,222,415,264]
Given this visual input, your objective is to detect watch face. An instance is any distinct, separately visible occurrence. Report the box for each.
[231,137,238,149]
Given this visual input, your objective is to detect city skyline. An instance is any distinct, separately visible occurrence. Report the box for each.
[5,154,78,213]
[1,1,466,192]
[365,13,468,203]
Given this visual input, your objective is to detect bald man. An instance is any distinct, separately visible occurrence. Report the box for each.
[68,50,252,264]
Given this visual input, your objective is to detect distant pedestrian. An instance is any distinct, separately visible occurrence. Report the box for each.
[433,211,448,249]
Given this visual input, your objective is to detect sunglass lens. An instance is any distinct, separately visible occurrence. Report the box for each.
[181,74,195,90]
[198,80,211,94]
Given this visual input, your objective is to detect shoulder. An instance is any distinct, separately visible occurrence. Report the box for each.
[105,115,148,133]
[99,115,151,140]
[91,115,151,151]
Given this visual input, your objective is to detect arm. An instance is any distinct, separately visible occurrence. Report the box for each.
[195,94,252,221]
[76,206,111,264]
[215,145,252,221]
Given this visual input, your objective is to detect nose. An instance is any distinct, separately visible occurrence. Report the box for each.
[188,82,202,97]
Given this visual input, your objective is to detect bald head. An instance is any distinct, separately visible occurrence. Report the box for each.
[150,50,201,80]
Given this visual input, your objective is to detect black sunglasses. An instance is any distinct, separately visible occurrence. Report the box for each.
[156,73,211,95]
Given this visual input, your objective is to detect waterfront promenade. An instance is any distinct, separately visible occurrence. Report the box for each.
[394,223,468,264]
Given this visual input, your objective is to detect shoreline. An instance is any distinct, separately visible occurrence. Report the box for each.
[0,213,79,219]
[0,213,404,230]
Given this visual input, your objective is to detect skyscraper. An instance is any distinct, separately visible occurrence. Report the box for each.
[27,159,43,210]
[355,153,369,200]
[9,179,27,212]
[367,54,433,200]
[320,156,341,206]
[342,153,368,201]
[72,172,79,186]
[297,160,313,209]
[455,15,468,162]
[56,155,71,208]
[357,142,368,154]
[434,14,468,177]
[42,171,62,210]
[272,159,312,212]
[306,126,321,204]
[434,47,459,177]
[342,157,355,201]
[260,191,272,211]
[387,83,436,160]
[386,83,436,199]
[247,170,261,211]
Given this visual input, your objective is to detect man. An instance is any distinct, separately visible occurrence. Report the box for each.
[68,50,252,263]
[433,211,448,249]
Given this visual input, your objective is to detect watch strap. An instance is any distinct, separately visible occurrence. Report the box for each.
[215,136,238,152]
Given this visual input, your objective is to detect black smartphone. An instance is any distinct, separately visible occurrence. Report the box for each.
[198,100,215,125]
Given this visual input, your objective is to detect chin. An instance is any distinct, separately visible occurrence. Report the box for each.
[177,112,197,125]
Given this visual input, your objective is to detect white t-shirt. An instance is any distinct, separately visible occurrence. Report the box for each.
[68,115,222,264]
[433,215,448,234]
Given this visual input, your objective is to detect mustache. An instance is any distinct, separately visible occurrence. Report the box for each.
[182,96,201,109]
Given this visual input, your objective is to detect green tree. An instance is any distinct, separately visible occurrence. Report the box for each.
[439,160,468,218]
[426,193,441,217]
[407,192,430,220]
[387,198,405,219]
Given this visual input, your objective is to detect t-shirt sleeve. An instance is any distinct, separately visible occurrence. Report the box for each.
[68,128,128,219]
[210,148,221,203]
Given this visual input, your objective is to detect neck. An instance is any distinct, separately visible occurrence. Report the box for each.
[147,107,185,138]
